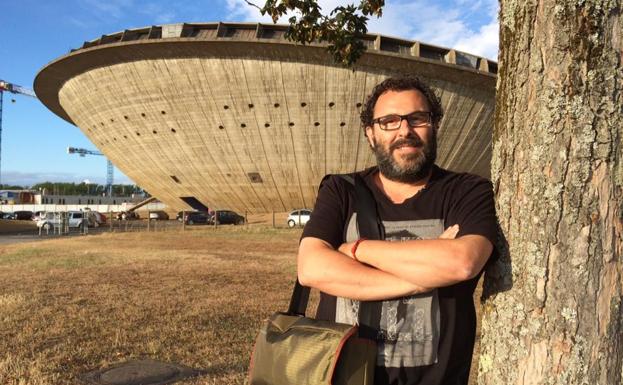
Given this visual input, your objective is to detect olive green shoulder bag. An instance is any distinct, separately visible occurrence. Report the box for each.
[249,174,383,385]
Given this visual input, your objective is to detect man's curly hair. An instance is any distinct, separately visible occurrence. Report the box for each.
[360,77,444,131]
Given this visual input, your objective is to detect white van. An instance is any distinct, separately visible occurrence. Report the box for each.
[36,211,88,231]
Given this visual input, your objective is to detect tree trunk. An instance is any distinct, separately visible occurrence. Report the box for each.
[479,1,622,384]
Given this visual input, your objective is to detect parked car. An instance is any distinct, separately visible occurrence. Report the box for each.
[36,212,56,230]
[116,211,139,220]
[82,207,106,227]
[184,211,211,225]
[287,209,312,228]
[209,210,245,225]
[149,210,169,220]
[178,210,201,222]
[91,211,107,225]
[13,210,34,220]
[36,211,88,231]
[83,210,106,227]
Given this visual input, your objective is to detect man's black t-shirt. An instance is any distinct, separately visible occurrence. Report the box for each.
[301,165,497,385]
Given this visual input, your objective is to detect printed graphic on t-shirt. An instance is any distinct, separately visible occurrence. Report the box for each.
[336,215,443,367]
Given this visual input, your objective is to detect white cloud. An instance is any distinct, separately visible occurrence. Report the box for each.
[154,13,177,24]
[453,20,499,61]
[367,1,463,44]
[455,0,486,12]
[367,0,499,60]
[68,0,178,32]
[223,0,499,61]
[224,0,271,21]
[66,16,91,29]
[139,3,177,24]
[82,0,135,21]
[224,0,366,23]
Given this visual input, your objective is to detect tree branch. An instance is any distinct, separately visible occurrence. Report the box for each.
[247,0,385,67]
[242,0,262,10]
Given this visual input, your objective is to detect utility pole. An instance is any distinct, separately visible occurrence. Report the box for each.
[0,80,37,187]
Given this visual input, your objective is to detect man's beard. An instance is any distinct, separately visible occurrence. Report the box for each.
[371,130,437,183]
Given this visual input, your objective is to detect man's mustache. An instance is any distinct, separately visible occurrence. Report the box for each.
[389,136,424,151]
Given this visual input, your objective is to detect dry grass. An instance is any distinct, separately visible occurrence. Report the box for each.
[0,226,483,385]
[0,227,302,385]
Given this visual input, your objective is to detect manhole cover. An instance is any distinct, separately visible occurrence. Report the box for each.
[80,359,199,385]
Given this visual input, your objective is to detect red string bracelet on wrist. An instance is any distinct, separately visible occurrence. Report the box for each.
[351,238,367,262]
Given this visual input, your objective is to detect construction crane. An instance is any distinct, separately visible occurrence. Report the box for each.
[67,146,114,197]
[0,79,37,186]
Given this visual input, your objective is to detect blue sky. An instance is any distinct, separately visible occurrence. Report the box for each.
[0,0,498,187]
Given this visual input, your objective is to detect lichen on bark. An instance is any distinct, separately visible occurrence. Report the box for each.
[480,1,622,384]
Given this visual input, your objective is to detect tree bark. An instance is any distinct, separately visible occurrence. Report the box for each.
[479,1,622,384]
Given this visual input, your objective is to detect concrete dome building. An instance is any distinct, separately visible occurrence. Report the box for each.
[35,22,496,213]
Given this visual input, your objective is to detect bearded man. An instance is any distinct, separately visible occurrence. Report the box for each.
[298,77,497,385]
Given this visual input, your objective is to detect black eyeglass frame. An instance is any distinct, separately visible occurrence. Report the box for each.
[371,111,433,131]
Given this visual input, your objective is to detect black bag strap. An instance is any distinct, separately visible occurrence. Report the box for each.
[287,278,310,316]
[288,173,384,336]
[350,174,384,338]
[351,174,385,240]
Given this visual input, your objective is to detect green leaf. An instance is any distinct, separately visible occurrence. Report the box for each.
[254,0,384,66]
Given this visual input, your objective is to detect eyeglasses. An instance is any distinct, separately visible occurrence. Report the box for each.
[372,111,432,131]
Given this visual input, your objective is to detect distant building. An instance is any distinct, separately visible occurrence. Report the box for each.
[0,190,36,205]
[0,193,159,214]
[35,194,143,206]
[35,22,496,213]
[1,189,144,207]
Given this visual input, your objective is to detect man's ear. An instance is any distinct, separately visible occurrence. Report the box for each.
[433,122,440,134]
[365,126,374,147]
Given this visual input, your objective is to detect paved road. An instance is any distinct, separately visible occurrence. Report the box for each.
[0,220,188,245]
[0,227,108,245]
[0,233,43,245]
